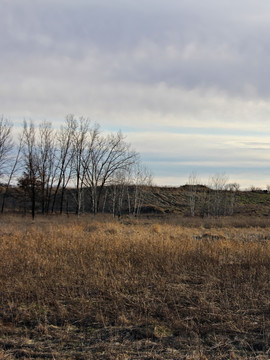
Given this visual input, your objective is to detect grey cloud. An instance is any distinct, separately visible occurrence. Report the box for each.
[2,0,270,98]
[1,1,270,114]
[3,0,270,188]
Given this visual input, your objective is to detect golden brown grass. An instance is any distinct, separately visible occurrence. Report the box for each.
[0,214,270,359]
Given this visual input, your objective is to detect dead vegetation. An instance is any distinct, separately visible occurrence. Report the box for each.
[0,214,270,359]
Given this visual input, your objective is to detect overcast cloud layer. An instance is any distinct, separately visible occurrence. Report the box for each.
[1,0,270,187]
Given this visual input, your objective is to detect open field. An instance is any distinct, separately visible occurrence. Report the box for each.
[0,214,270,359]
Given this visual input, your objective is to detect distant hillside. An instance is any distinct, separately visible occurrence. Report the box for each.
[141,185,270,217]
[1,184,270,217]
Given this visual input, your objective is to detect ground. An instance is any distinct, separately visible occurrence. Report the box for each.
[0,214,270,359]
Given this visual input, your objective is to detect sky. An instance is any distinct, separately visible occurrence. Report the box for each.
[1,0,270,188]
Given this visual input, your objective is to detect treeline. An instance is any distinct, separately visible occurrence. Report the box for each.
[186,173,240,217]
[0,114,244,218]
[0,115,152,218]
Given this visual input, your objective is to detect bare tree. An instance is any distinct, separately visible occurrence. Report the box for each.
[21,120,38,219]
[0,115,13,179]
[0,115,151,216]
[1,137,22,213]
[83,130,138,214]
[36,121,57,214]
[110,169,129,218]
[187,172,200,216]
[225,182,240,216]
[130,163,153,216]
[72,116,92,215]
[51,115,76,214]
[209,173,229,217]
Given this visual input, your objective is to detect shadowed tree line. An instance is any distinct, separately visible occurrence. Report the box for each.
[0,115,152,218]
[0,115,245,219]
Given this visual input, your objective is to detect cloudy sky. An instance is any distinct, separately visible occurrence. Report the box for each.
[2,0,270,188]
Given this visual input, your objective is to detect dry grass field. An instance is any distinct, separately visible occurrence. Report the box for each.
[0,214,270,359]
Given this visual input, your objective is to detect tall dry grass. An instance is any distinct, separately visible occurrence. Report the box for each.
[0,214,270,358]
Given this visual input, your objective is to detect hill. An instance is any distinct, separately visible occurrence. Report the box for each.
[1,184,270,217]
